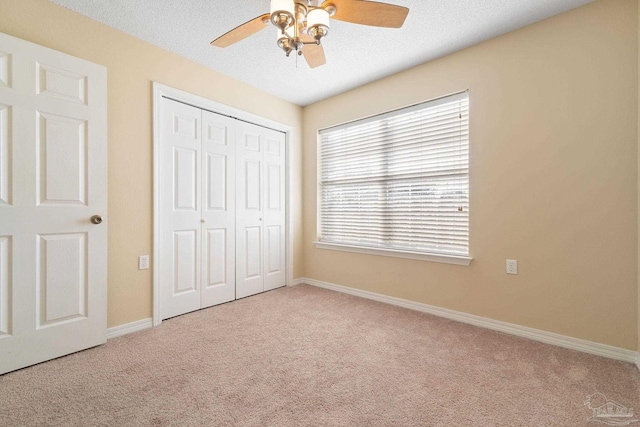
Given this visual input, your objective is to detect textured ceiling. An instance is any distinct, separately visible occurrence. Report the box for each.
[48,0,594,106]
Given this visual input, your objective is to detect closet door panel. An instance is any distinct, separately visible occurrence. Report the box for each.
[244,226,262,278]
[159,99,202,319]
[266,225,282,274]
[173,229,198,293]
[263,130,286,291]
[236,123,264,299]
[201,111,235,307]
[204,228,227,288]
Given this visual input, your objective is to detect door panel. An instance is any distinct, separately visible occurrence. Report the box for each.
[37,112,87,205]
[0,104,10,206]
[200,111,235,308]
[174,147,198,211]
[244,227,262,279]
[206,122,227,146]
[266,225,282,275]
[37,233,87,326]
[173,229,198,294]
[0,236,10,337]
[174,113,198,138]
[266,137,280,157]
[159,99,201,319]
[262,132,286,291]
[0,52,10,88]
[206,153,226,211]
[0,32,107,375]
[205,229,226,286]
[236,122,286,297]
[267,164,281,210]
[244,160,261,211]
[236,123,264,298]
[244,132,260,152]
[36,63,87,105]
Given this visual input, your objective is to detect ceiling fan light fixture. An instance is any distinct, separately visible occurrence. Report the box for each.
[277,26,296,56]
[307,8,330,41]
[270,0,295,32]
[211,0,409,69]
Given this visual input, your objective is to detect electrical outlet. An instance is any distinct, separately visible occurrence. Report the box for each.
[138,255,150,270]
[506,259,518,275]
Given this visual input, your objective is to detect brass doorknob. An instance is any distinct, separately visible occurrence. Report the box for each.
[90,215,103,225]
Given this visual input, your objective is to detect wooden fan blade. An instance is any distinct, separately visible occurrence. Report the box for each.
[301,35,326,68]
[211,14,270,48]
[322,0,408,28]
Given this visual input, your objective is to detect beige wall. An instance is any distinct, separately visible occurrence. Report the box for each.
[0,0,304,328]
[2,0,638,351]
[303,0,639,349]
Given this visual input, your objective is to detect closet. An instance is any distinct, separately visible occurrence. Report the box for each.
[158,97,286,320]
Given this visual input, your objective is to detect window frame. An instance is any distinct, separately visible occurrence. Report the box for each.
[314,91,472,266]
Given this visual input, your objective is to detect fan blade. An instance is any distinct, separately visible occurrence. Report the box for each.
[322,0,408,28]
[301,35,326,68]
[211,14,270,48]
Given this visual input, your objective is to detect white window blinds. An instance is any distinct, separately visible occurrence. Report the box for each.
[318,92,469,256]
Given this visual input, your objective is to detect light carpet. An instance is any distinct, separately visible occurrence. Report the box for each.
[1,284,638,426]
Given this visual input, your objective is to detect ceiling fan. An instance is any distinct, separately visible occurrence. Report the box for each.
[210,0,409,68]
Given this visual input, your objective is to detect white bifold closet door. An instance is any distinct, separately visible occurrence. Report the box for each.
[236,121,286,299]
[159,97,285,320]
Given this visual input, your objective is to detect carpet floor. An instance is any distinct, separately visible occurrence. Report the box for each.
[0,284,638,426]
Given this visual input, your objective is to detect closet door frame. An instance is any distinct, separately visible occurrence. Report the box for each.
[152,83,293,326]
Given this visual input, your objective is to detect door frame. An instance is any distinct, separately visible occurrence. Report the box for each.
[151,82,294,326]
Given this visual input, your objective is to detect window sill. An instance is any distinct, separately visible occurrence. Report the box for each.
[313,242,472,266]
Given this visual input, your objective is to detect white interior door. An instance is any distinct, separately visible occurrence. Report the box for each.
[159,99,202,320]
[236,122,286,298]
[0,32,107,375]
[201,110,235,308]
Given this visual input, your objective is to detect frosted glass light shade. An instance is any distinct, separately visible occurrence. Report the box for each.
[307,8,330,29]
[307,7,330,40]
[271,0,295,31]
[270,0,295,16]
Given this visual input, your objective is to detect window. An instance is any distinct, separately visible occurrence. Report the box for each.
[316,92,470,265]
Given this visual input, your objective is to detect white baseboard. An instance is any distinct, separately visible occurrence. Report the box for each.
[290,277,306,287]
[295,278,639,365]
[106,318,153,340]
